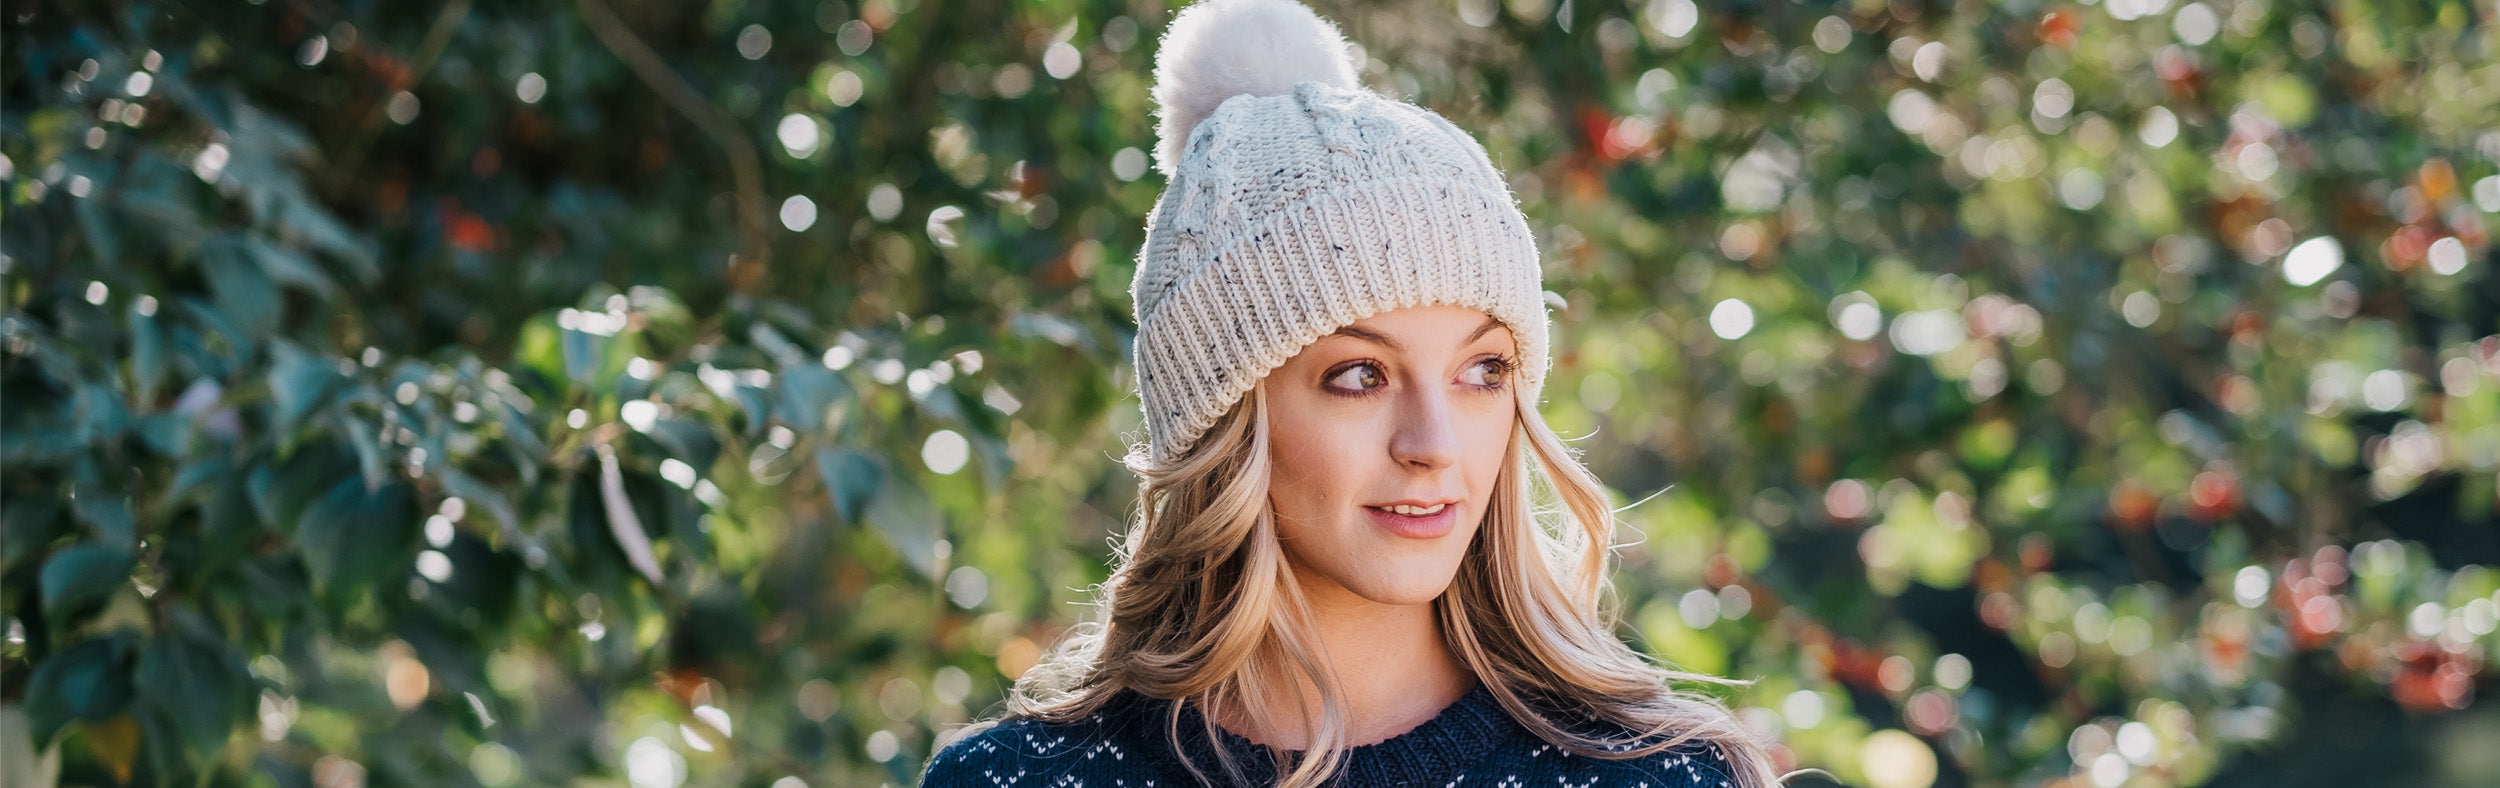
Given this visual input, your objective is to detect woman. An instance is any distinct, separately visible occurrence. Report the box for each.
[922,1,1780,785]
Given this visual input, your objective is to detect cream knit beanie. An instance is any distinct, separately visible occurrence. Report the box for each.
[1132,0,1549,466]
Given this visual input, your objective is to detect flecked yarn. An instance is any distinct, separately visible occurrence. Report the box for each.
[1132,0,1549,465]
[920,683,1745,787]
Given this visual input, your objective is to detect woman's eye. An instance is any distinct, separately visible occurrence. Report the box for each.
[1325,363,1386,393]
[1461,358,1508,387]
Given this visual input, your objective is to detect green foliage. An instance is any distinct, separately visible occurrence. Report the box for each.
[23,632,137,747]
[38,543,132,625]
[2,0,2496,787]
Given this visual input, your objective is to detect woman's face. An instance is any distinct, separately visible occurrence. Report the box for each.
[1263,305,1519,609]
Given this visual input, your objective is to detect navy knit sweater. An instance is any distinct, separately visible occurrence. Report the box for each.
[919,684,1741,787]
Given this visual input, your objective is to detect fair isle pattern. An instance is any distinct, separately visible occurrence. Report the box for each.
[919,686,1737,787]
[1130,80,1550,465]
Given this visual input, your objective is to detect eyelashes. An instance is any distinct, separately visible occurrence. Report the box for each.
[1324,360,1388,394]
[1321,355,1517,398]
[1470,355,1519,387]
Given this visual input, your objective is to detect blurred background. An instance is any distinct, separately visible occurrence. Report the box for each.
[4,0,2497,786]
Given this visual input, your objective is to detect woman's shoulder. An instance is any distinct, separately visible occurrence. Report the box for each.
[926,714,1122,763]
[1492,706,1750,788]
[1534,731,1748,788]
[1581,738,1745,787]
[919,699,1167,787]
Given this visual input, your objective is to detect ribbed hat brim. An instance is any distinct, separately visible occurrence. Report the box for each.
[1135,176,1548,465]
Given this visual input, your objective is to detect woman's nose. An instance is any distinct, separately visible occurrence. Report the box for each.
[1387,384,1461,471]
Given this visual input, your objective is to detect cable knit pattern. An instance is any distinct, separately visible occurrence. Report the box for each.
[920,685,1739,787]
[1130,78,1549,464]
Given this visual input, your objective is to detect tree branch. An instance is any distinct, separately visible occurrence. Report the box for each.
[575,0,772,295]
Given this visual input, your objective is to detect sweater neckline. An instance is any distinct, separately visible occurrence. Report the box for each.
[1146,682,1514,786]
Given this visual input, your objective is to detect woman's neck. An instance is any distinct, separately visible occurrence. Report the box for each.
[1220,583,1476,750]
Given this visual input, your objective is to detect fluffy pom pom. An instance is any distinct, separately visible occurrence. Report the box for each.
[1151,0,1358,177]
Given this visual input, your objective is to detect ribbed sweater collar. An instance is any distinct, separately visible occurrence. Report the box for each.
[1119,683,1513,786]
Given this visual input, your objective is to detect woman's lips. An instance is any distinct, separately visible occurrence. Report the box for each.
[1364,504,1458,539]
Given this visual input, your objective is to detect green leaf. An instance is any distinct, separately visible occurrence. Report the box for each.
[74,178,124,267]
[231,103,314,160]
[39,544,135,625]
[295,477,417,607]
[245,464,279,528]
[626,286,695,349]
[2,499,68,574]
[427,532,525,628]
[130,412,191,457]
[731,383,774,438]
[437,466,521,542]
[266,341,338,431]
[748,323,808,365]
[112,150,212,253]
[201,479,262,565]
[616,368,655,402]
[257,443,350,529]
[172,296,254,361]
[564,469,631,598]
[644,417,722,476]
[346,412,386,488]
[814,448,883,524]
[75,198,121,270]
[776,364,850,433]
[496,399,548,462]
[593,448,666,586]
[128,308,167,402]
[73,384,130,446]
[560,327,606,386]
[201,237,280,340]
[135,610,251,765]
[243,236,339,301]
[24,632,140,747]
[70,484,135,546]
[513,316,568,393]
[866,468,938,576]
[136,707,182,788]
[277,197,380,285]
[0,398,84,465]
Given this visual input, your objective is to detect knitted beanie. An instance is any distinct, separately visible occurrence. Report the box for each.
[1131,0,1550,465]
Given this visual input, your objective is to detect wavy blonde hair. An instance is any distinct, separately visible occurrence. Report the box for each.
[1004,383,1780,787]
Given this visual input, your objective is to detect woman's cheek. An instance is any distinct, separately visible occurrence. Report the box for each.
[1465,409,1514,489]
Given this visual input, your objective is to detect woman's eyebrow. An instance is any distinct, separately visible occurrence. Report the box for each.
[1327,324,1401,352]
[1464,317,1503,345]
[1324,317,1506,351]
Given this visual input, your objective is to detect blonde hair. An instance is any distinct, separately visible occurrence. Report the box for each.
[1005,384,1781,787]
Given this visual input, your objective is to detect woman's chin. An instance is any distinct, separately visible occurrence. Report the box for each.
[1363,587,1453,607]
[1283,540,1471,608]
[1337,567,1464,607]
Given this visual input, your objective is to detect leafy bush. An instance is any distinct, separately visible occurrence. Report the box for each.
[2,1,2495,787]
